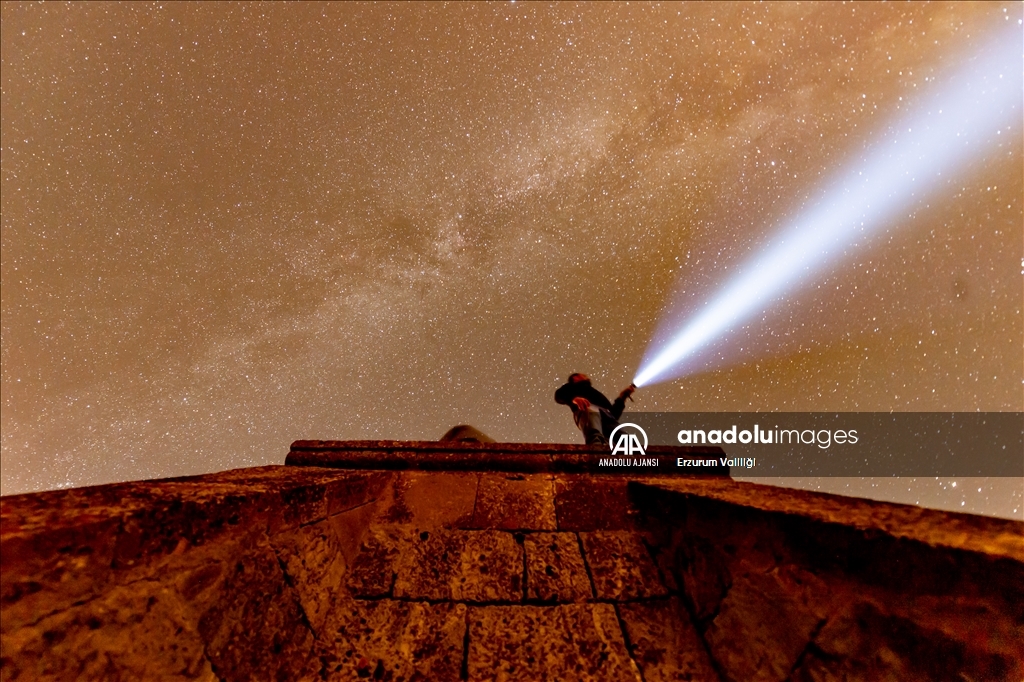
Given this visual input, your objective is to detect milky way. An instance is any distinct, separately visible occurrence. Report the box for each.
[2,3,1021,518]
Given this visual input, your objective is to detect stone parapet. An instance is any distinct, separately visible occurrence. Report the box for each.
[1,466,390,681]
[632,478,1024,681]
[2,442,1021,681]
[287,439,729,475]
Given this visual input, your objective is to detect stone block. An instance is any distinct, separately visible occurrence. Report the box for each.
[172,468,384,535]
[270,518,347,636]
[645,538,681,594]
[580,531,668,601]
[195,542,315,682]
[393,529,523,602]
[675,534,731,627]
[322,471,391,517]
[704,568,826,682]
[554,477,640,530]
[376,472,479,528]
[328,500,379,571]
[472,474,557,530]
[0,514,122,636]
[272,480,331,532]
[467,604,641,681]
[524,533,592,603]
[160,528,270,623]
[618,598,720,682]
[0,581,214,682]
[108,485,268,572]
[318,599,466,682]
[345,525,411,598]
[791,600,1022,682]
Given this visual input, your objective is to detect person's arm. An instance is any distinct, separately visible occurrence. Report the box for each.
[555,383,591,414]
[610,384,636,420]
[554,383,577,406]
[571,397,591,413]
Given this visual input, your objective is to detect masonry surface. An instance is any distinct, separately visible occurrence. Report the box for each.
[2,440,1022,681]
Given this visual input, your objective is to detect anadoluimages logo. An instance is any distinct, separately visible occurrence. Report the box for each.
[609,423,648,456]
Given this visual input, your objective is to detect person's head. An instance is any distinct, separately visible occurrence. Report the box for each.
[568,373,589,384]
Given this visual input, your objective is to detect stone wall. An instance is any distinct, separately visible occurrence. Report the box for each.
[2,442,1021,681]
[312,467,722,681]
[632,478,1024,682]
[1,466,389,681]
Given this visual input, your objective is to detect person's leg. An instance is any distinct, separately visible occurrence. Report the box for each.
[574,408,608,445]
[600,412,621,441]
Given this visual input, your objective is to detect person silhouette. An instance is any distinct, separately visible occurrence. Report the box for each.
[554,373,636,445]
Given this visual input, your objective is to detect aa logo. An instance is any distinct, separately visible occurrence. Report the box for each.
[609,423,648,456]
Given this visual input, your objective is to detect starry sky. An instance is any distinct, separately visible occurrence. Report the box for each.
[2,2,1021,518]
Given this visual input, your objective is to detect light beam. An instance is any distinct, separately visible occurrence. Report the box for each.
[633,22,1023,388]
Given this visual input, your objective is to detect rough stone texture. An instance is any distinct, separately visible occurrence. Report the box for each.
[0,522,323,682]
[4,442,1021,681]
[317,599,466,682]
[375,471,478,528]
[392,529,523,602]
[703,567,827,682]
[196,541,317,682]
[581,531,669,601]
[0,466,389,682]
[554,477,641,530]
[791,600,1017,682]
[0,581,215,682]
[345,525,410,598]
[524,533,593,603]
[0,513,123,646]
[0,467,386,618]
[467,604,641,681]
[670,534,731,628]
[270,518,348,636]
[629,477,1024,562]
[472,474,556,530]
[618,598,720,682]
[632,480,1024,682]
[328,499,378,570]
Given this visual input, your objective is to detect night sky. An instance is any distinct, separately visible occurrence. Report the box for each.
[2,3,1021,518]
